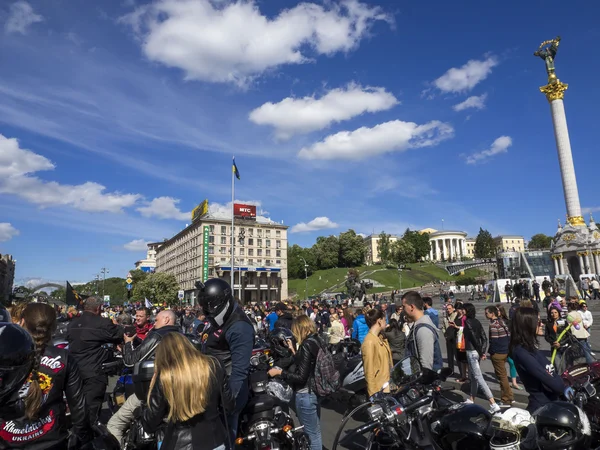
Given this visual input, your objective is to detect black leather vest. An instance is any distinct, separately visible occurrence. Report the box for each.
[202,305,254,374]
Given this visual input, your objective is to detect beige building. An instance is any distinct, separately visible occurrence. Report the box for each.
[135,242,161,273]
[465,238,476,258]
[155,213,288,303]
[0,254,15,304]
[494,235,525,252]
[364,234,400,265]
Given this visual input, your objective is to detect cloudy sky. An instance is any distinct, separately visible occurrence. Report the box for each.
[1,0,600,285]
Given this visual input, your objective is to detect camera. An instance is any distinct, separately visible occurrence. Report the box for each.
[124,325,136,337]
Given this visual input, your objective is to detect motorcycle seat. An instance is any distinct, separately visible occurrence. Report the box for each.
[245,395,276,416]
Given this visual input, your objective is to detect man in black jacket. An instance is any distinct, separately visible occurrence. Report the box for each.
[274,302,293,330]
[67,296,123,423]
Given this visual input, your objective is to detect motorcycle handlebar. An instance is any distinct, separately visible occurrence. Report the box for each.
[402,395,432,415]
[101,361,122,369]
[351,421,379,436]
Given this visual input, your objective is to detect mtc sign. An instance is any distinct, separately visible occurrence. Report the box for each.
[234,203,257,219]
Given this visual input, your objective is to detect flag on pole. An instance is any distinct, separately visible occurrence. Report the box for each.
[145,298,153,308]
[232,157,240,180]
[66,281,83,309]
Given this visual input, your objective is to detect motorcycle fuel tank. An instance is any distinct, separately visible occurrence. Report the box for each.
[429,403,491,450]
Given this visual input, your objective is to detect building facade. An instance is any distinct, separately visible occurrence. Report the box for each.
[428,230,468,262]
[364,234,400,265]
[497,250,555,280]
[0,254,15,304]
[155,215,288,303]
[465,238,476,258]
[494,235,525,252]
[135,242,161,273]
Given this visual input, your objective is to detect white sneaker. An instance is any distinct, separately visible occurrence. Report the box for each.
[464,398,474,404]
[489,403,501,414]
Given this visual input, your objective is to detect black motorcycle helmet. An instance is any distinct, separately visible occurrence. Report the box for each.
[196,279,234,324]
[533,401,591,450]
[0,305,10,322]
[0,323,35,403]
[268,328,296,358]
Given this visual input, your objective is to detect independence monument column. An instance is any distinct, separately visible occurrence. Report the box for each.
[534,36,584,227]
[535,36,600,280]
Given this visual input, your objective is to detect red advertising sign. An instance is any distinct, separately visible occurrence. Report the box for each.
[234,203,257,218]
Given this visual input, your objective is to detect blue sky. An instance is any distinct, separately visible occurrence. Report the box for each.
[1,0,600,286]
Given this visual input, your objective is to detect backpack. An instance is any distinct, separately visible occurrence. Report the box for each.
[308,336,340,396]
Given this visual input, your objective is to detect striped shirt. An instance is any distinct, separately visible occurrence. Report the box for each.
[488,318,510,355]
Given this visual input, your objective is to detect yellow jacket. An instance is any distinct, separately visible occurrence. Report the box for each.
[362,331,393,397]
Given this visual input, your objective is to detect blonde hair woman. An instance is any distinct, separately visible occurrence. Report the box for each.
[142,332,235,450]
[268,315,323,450]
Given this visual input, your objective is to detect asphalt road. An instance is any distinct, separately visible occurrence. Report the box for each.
[102,295,600,449]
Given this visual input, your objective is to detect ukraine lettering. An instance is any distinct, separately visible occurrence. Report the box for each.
[0,411,56,442]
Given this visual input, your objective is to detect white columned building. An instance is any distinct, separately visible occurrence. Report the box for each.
[428,231,468,262]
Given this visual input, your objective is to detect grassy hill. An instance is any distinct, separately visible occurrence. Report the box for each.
[288,263,486,299]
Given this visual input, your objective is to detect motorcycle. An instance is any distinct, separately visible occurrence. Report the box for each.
[562,362,600,446]
[236,350,310,449]
[330,338,368,407]
[333,356,487,450]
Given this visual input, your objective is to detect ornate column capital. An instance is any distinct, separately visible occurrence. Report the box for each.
[567,215,586,227]
[540,80,568,102]
[577,251,589,257]
[552,253,564,260]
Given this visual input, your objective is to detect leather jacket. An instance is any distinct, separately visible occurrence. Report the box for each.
[0,346,92,449]
[67,311,123,379]
[123,325,182,367]
[142,359,235,450]
[280,334,321,391]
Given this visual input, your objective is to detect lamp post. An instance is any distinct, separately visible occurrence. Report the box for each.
[300,256,308,301]
[100,267,109,298]
[94,274,100,295]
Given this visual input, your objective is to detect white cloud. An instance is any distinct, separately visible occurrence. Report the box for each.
[249,83,398,139]
[207,200,275,223]
[0,223,19,242]
[582,206,600,215]
[298,120,454,160]
[4,1,43,34]
[0,134,141,212]
[453,93,487,112]
[124,239,150,251]
[465,136,512,165]
[290,216,339,233]
[434,56,498,93]
[123,0,391,86]
[137,197,189,220]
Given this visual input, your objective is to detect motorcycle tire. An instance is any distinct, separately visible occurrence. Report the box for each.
[294,432,311,450]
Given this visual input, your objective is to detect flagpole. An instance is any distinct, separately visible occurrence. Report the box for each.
[231,156,235,293]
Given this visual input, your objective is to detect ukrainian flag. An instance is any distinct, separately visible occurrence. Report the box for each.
[232,157,240,180]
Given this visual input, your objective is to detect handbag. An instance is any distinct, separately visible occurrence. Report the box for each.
[456,326,465,351]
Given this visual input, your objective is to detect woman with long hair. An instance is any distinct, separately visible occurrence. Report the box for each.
[268,315,322,450]
[362,309,393,396]
[384,318,405,365]
[485,306,513,405]
[142,332,235,450]
[0,303,92,449]
[462,303,499,413]
[454,302,469,382]
[509,307,568,413]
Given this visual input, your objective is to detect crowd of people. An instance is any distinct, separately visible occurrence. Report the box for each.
[0,277,596,450]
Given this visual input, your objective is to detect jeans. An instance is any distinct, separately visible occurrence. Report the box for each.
[466,350,493,400]
[507,356,517,379]
[295,392,322,450]
[578,339,595,364]
[490,353,513,403]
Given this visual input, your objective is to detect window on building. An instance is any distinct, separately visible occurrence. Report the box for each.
[248,228,253,236]
[221,258,226,263]
[209,235,215,244]
[209,225,215,233]
[209,257,214,264]
[276,260,281,265]
[276,250,281,257]
[276,240,281,248]
[239,248,244,255]
[276,230,281,237]
[221,226,227,235]
[248,259,254,265]
[220,247,226,254]
[258,229,262,237]
[257,259,262,265]
[208,246,214,255]
[248,238,254,246]
[257,249,262,256]
[221,236,227,244]
[266,260,271,266]
[257,239,262,247]
[248,249,254,256]
[266,239,271,247]
[266,249,271,256]
[209,268,214,276]
[266,230,271,237]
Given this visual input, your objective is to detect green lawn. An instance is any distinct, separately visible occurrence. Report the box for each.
[288,263,486,299]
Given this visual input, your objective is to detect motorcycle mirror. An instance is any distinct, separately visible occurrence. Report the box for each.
[438,367,453,381]
[391,356,422,386]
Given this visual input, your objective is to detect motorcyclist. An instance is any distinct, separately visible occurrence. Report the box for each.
[0,318,92,449]
[197,278,255,439]
[67,296,123,423]
[107,310,181,443]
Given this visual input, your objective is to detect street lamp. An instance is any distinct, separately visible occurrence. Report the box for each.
[300,256,309,301]
[100,267,109,298]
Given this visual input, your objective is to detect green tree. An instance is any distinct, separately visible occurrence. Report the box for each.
[528,233,553,250]
[312,235,339,270]
[474,228,495,258]
[76,277,128,305]
[132,272,180,306]
[403,228,431,261]
[51,287,66,301]
[338,229,366,267]
[391,239,415,265]
[377,232,392,264]
[287,245,316,279]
